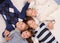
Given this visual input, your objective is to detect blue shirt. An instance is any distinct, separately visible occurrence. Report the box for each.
[0,0,30,37]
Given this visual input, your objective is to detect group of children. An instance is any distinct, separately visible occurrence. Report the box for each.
[0,0,58,43]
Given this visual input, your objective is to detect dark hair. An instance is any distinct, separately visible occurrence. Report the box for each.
[26,28,34,43]
[26,37,33,43]
[23,17,34,28]
[21,28,34,36]
[21,28,34,43]
[24,16,34,23]
[21,17,35,43]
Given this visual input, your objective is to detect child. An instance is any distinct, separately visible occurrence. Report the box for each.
[2,0,31,38]
[21,29,34,43]
[25,17,58,43]
[29,0,58,22]
[26,8,55,30]
[4,21,32,43]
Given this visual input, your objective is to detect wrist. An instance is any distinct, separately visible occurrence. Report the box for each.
[27,0,32,3]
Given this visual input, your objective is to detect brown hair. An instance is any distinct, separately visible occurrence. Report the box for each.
[21,17,35,43]
[26,37,33,43]
[24,16,34,23]
[23,17,35,28]
[21,28,34,43]
[21,28,34,36]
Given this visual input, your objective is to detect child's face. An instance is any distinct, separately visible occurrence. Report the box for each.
[27,20,37,29]
[21,30,31,38]
[16,21,27,31]
[26,9,37,17]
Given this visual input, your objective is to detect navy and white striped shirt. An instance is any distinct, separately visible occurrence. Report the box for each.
[33,23,58,43]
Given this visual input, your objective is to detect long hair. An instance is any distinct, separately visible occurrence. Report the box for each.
[21,28,34,43]
[22,17,35,43]
[27,28,33,43]
[23,16,34,28]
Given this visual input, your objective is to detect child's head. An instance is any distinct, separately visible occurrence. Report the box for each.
[26,8,37,17]
[16,21,28,31]
[21,29,33,39]
[25,17,38,29]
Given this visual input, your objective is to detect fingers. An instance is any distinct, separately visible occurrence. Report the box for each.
[5,36,12,41]
[47,22,54,30]
[27,0,32,3]
[4,30,10,37]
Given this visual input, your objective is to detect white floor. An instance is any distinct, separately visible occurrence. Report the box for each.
[0,14,6,43]
[50,5,60,43]
[0,7,60,43]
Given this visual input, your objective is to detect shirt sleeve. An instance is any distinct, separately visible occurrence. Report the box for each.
[18,2,30,20]
[2,24,15,37]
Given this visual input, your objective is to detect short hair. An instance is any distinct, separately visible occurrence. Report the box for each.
[24,16,34,23]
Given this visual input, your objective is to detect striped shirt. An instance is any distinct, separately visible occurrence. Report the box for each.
[34,23,58,43]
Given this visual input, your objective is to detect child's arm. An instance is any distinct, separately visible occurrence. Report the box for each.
[4,36,12,42]
[2,24,15,37]
[2,30,12,41]
[1,0,15,37]
[3,30,15,41]
[19,0,31,19]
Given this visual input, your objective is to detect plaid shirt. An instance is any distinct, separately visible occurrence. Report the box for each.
[0,0,30,37]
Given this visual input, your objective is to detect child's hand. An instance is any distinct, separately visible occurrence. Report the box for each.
[47,22,55,30]
[5,36,12,41]
[4,30,10,37]
[27,0,32,3]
